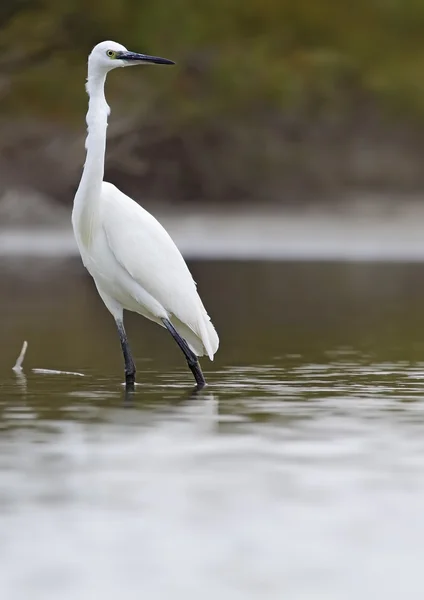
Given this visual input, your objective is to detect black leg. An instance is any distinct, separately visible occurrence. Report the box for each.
[162,318,206,389]
[116,319,136,387]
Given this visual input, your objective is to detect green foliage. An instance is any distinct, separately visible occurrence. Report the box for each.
[2,0,424,125]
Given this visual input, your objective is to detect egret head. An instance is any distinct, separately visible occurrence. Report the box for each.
[88,40,175,74]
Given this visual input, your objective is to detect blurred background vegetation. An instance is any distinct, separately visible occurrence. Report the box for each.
[1,0,424,206]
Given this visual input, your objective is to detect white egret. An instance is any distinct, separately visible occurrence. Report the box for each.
[72,41,219,389]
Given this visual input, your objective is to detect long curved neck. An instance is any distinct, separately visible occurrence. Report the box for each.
[73,68,110,246]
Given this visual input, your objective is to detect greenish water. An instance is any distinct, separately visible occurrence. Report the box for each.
[2,258,424,599]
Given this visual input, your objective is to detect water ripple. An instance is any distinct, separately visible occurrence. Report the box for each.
[1,359,424,599]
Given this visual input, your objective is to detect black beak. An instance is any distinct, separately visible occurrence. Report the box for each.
[118,51,175,65]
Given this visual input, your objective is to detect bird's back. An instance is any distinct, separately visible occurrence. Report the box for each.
[98,182,219,359]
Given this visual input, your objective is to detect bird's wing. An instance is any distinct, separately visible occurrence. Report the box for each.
[100,182,218,358]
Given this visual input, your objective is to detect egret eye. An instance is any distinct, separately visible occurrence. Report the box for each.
[106,50,116,58]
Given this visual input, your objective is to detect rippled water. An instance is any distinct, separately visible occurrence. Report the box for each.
[2,258,424,599]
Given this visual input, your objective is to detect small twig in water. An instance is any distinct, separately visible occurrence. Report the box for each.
[32,368,85,377]
[12,340,28,372]
[12,340,85,377]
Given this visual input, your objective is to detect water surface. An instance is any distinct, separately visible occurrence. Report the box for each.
[1,258,424,599]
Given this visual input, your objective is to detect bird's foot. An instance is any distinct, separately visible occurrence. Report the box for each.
[194,381,207,391]
[125,369,136,388]
[187,359,206,389]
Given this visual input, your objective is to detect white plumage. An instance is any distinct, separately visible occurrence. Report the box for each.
[72,41,218,388]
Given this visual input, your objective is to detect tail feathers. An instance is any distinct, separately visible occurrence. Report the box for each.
[170,314,219,360]
[198,314,219,360]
